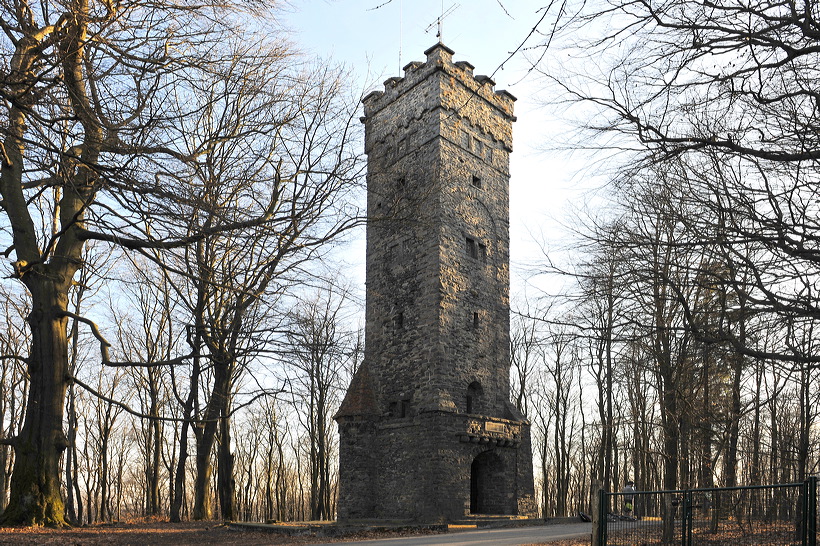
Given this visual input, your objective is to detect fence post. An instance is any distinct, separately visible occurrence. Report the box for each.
[593,487,606,546]
[805,476,817,546]
[683,489,693,546]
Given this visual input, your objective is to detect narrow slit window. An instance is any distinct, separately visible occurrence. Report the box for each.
[394,311,404,329]
[467,382,482,415]
[466,237,477,259]
[473,311,480,329]
[478,243,487,262]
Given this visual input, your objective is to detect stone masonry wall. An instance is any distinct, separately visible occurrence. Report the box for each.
[336,43,535,522]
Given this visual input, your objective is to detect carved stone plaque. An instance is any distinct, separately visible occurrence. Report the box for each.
[485,422,505,433]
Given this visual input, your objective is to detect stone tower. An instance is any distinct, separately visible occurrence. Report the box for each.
[335,44,536,522]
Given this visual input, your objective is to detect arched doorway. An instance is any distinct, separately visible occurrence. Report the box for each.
[470,450,506,514]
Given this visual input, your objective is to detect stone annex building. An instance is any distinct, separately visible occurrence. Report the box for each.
[335,43,536,522]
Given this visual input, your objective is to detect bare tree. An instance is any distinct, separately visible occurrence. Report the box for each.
[114,259,181,516]
[510,300,547,418]
[1,0,363,523]
[0,286,29,511]
[0,0,286,525]
[282,285,355,521]
[162,51,362,521]
[536,0,820,368]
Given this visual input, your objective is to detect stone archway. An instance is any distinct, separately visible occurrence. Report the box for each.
[470,450,507,514]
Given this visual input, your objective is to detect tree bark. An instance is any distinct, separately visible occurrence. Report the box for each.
[0,282,70,526]
[193,360,229,520]
[217,411,235,521]
[148,399,162,516]
[192,408,217,520]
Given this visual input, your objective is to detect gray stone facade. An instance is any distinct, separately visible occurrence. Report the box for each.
[335,44,536,522]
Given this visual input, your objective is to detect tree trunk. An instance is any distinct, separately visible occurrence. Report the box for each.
[750,365,762,487]
[661,408,679,544]
[193,360,229,520]
[722,353,743,489]
[148,398,162,516]
[100,410,112,522]
[170,412,191,522]
[275,432,287,521]
[192,414,217,520]
[659,361,680,544]
[171,298,205,523]
[0,282,70,526]
[217,411,235,521]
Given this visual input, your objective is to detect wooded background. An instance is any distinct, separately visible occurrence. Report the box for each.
[1,0,818,526]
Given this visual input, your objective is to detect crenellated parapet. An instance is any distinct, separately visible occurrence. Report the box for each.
[361,43,516,156]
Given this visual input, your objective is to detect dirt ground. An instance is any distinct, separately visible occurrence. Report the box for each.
[0,520,590,545]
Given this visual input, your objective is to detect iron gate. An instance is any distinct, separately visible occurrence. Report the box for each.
[596,477,818,545]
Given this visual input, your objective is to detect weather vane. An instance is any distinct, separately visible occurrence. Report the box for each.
[425,2,459,43]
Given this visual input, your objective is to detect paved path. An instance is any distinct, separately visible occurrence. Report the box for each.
[314,522,592,545]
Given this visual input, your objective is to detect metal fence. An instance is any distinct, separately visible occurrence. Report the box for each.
[596,476,818,545]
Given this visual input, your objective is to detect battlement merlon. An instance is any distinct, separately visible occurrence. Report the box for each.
[360,43,517,128]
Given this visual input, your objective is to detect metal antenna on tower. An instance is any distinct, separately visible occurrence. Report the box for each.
[399,0,403,71]
[425,2,459,43]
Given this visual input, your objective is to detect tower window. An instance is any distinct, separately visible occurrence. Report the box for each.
[473,311,480,329]
[478,243,487,262]
[394,311,404,329]
[390,399,410,418]
[466,381,483,414]
[471,175,482,188]
[466,237,477,259]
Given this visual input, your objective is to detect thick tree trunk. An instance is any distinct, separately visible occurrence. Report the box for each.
[170,413,192,522]
[171,304,205,523]
[192,416,217,520]
[148,396,162,516]
[723,355,743,489]
[661,407,679,545]
[275,435,287,521]
[316,393,329,520]
[750,366,762,487]
[217,412,235,521]
[0,282,69,526]
[193,361,229,520]
[100,424,110,521]
[659,362,680,545]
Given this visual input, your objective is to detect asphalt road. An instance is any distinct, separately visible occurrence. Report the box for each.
[315,522,592,545]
